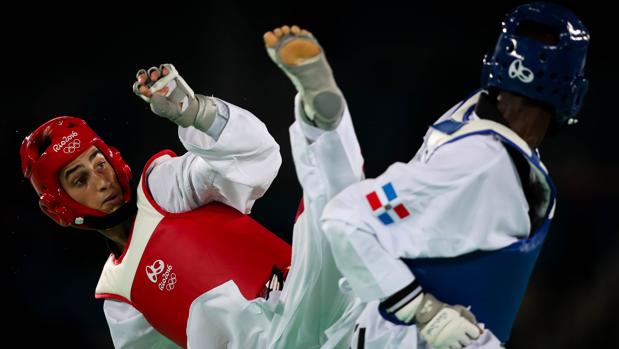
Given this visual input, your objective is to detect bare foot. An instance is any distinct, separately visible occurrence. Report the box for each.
[264,25,344,130]
[264,25,321,66]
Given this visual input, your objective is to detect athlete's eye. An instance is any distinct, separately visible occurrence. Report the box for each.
[74,174,88,187]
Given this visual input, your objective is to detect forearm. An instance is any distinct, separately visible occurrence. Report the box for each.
[137,64,282,212]
[322,219,415,302]
[178,97,282,191]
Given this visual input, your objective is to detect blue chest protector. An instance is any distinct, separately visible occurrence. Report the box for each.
[403,94,557,343]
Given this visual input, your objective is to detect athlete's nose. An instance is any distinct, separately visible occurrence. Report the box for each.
[93,170,111,192]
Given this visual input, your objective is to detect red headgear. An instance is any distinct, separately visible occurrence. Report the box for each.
[20,116,132,227]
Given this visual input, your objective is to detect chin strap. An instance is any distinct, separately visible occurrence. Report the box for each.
[74,193,137,230]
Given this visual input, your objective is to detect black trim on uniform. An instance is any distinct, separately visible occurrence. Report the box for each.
[357,327,366,349]
[379,279,422,310]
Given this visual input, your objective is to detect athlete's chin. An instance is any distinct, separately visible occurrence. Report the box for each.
[101,192,124,212]
[102,201,124,214]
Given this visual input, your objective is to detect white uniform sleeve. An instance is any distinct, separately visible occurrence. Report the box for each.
[103,300,180,349]
[321,133,530,301]
[147,98,282,214]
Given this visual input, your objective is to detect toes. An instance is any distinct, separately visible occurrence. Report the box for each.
[265,25,314,51]
[264,31,278,48]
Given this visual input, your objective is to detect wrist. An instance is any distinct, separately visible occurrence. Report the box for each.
[192,95,217,132]
[413,293,446,327]
[378,279,424,325]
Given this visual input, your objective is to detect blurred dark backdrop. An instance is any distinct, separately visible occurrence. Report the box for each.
[4,1,616,348]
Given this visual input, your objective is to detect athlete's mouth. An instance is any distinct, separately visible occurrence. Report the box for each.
[103,193,122,206]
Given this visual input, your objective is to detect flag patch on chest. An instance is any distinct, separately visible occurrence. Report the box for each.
[366,182,410,225]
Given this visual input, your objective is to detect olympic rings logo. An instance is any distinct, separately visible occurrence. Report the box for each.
[165,273,177,291]
[62,139,81,154]
[508,59,534,83]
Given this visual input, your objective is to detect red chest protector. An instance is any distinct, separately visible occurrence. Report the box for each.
[95,150,291,348]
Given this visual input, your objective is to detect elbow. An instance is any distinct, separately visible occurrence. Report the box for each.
[272,146,283,173]
[321,219,349,253]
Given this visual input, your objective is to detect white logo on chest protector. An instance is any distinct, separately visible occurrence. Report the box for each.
[146,260,165,283]
[145,259,176,291]
[508,59,534,83]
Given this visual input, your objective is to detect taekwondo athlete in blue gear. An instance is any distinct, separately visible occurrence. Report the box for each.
[320,3,590,348]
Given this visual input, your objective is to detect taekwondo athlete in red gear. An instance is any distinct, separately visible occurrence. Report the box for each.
[20,63,291,348]
[110,32,368,348]
[320,3,590,349]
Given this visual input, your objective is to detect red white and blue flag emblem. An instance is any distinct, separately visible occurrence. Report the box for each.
[366,182,411,225]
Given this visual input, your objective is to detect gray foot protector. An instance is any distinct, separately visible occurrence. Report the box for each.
[267,34,344,130]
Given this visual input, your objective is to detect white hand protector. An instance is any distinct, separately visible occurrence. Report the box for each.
[133,64,218,133]
[378,281,481,349]
[415,293,482,349]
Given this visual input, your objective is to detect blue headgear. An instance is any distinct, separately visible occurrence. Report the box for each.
[481,2,590,127]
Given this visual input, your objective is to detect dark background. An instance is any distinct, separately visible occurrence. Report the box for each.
[4,2,617,348]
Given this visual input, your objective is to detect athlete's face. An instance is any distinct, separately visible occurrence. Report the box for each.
[59,146,124,213]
